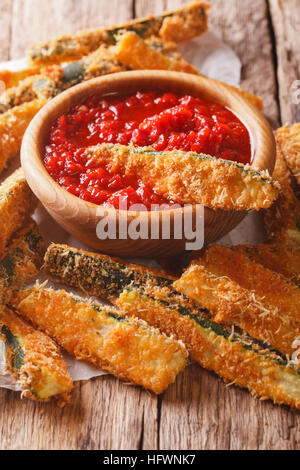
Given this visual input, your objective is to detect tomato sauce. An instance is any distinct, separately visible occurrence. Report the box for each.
[44,91,252,210]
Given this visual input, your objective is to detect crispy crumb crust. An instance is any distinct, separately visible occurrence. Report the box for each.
[0,222,45,304]
[276,123,300,186]
[174,263,300,357]
[0,168,37,254]
[26,2,210,65]
[263,137,300,245]
[113,31,263,110]
[12,286,188,394]
[234,243,300,286]
[199,245,300,323]
[0,305,73,404]
[113,31,200,74]
[84,143,278,210]
[116,286,300,409]
[43,243,175,300]
[0,99,46,170]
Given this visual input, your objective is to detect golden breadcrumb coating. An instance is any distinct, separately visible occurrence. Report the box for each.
[0,168,37,254]
[12,285,188,394]
[84,144,279,210]
[117,286,300,409]
[113,31,200,74]
[0,305,73,404]
[0,99,46,172]
[0,67,42,89]
[235,244,300,286]
[200,245,300,323]
[43,243,175,301]
[174,262,300,357]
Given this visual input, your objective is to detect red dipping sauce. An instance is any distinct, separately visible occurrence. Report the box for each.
[44,91,252,210]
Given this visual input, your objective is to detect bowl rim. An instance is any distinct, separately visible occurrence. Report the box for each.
[21,70,276,222]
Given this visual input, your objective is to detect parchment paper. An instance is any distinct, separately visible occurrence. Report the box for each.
[0,31,266,392]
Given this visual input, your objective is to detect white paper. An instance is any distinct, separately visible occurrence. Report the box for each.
[0,32,262,392]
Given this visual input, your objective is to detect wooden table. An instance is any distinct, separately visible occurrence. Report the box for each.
[0,0,300,451]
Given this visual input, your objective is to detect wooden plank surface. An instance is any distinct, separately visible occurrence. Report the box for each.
[269,0,300,124]
[0,0,300,451]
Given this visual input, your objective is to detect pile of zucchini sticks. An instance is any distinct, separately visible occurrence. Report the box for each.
[0,1,264,176]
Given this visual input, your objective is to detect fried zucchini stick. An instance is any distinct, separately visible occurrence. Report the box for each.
[113,31,263,110]
[12,286,188,394]
[82,143,278,210]
[27,1,210,65]
[0,168,37,254]
[200,245,300,323]
[174,262,300,357]
[263,140,300,246]
[235,244,300,286]
[116,285,300,409]
[0,222,44,304]
[0,305,73,404]
[43,243,300,406]
[0,67,41,89]
[44,243,175,301]
[0,99,46,171]
[276,123,300,186]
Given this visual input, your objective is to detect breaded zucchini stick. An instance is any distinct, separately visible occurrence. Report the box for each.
[0,222,44,304]
[276,123,300,186]
[174,262,300,357]
[27,2,210,65]
[0,99,46,171]
[0,67,41,89]
[113,31,200,74]
[263,140,300,246]
[235,244,300,286]
[200,245,300,323]
[44,243,175,301]
[113,31,263,110]
[116,285,300,409]
[12,286,188,394]
[83,143,278,210]
[0,168,37,254]
[0,305,72,404]
[0,48,125,113]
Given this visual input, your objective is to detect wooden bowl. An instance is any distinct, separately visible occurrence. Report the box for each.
[21,71,276,258]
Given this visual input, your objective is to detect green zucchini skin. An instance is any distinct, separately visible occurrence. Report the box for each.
[44,243,174,300]
[117,285,300,408]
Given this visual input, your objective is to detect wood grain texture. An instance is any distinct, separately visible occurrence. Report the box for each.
[0,0,13,61]
[269,0,300,124]
[0,0,300,451]
[0,377,158,450]
[9,0,133,58]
